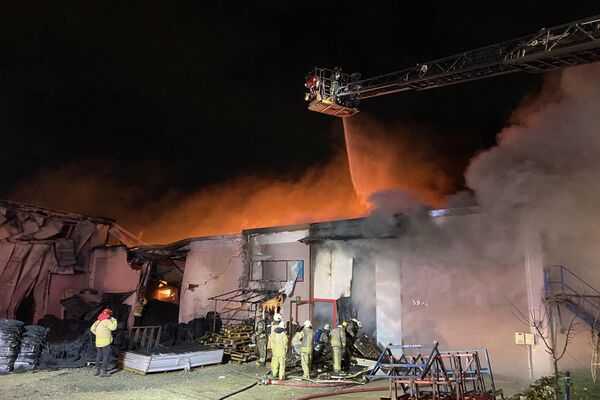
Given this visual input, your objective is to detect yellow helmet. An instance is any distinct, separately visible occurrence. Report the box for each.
[342,321,348,327]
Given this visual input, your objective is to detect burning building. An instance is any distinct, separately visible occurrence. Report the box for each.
[137,204,598,383]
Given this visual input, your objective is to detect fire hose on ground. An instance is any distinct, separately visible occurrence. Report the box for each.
[264,378,357,387]
[292,385,391,400]
[216,381,259,400]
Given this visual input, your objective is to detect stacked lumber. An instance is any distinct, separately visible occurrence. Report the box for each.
[199,324,256,363]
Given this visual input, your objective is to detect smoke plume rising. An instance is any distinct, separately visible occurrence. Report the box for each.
[9,117,457,244]
[329,64,600,379]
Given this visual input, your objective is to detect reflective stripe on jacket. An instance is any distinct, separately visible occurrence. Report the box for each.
[90,318,118,347]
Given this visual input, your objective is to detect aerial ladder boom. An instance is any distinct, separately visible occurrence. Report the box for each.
[305,15,600,117]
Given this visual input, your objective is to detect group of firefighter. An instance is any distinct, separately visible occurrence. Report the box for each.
[87,298,362,380]
[254,312,362,380]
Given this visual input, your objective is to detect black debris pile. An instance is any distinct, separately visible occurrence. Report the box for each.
[206,311,222,333]
[37,315,89,342]
[39,331,96,369]
[0,319,24,373]
[137,316,209,348]
[60,295,101,321]
[13,325,47,372]
[159,322,186,346]
[139,299,179,326]
[188,317,209,339]
[353,333,383,360]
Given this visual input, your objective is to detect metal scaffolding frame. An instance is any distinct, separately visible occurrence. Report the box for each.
[208,289,277,326]
[369,342,502,400]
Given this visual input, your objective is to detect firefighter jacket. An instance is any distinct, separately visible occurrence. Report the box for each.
[298,327,314,354]
[90,317,118,348]
[329,326,346,348]
[292,331,303,347]
[255,319,267,340]
[346,321,359,339]
[319,330,330,345]
[269,329,289,357]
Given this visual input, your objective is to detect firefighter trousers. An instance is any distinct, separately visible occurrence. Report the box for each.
[271,355,286,380]
[257,338,267,363]
[332,346,342,373]
[301,352,312,378]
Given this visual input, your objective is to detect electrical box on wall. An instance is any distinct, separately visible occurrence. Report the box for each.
[515,332,535,345]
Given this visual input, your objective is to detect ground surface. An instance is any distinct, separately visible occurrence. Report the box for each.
[0,363,532,400]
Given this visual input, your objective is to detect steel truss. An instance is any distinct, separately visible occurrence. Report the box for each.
[337,15,600,100]
[306,15,600,117]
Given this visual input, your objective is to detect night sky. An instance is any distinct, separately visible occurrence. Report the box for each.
[1,2,599,208]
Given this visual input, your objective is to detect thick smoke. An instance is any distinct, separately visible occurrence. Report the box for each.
[345,63,600,271]
[330,64,600,378]
[466,63,600,273]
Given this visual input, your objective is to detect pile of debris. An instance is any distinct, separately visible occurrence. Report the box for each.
[0,319,24,373]
[200,323,255,363]
[39,331,96,369]
[13,325,47,372]
[0,319,48,373]
[38,315,89,343]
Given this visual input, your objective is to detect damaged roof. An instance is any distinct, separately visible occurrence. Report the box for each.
[0,199,143,247]
[129,234,240,261]
[299,206,481,243]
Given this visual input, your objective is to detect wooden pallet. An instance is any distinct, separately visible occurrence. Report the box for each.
[122,366,147,376]
[199,323,256,363]
[230,354,256,363]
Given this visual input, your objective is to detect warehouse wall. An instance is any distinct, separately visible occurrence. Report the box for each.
[179,236,244,323]
[89,246,140,293]
[310,212,558,382]
[246,229,311,325]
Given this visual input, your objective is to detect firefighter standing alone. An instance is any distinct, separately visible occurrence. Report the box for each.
[90,308,118,377]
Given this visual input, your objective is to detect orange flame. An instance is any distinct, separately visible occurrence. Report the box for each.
[11,116,455,244]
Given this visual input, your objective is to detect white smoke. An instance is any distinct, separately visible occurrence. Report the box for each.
[467,63,600,272]
[329,64,600,379]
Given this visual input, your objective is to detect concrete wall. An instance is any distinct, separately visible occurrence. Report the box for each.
[179,236,243,323]
[375,254,401,348]
[313,245,353,299]
[308,212,558,382]
[89,246,140,293]
[46,273,88,318]
[312,243,383,339]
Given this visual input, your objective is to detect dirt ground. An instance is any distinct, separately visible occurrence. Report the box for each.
[0,363,527,400]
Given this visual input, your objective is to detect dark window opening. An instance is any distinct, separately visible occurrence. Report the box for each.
[16,291,36,325]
